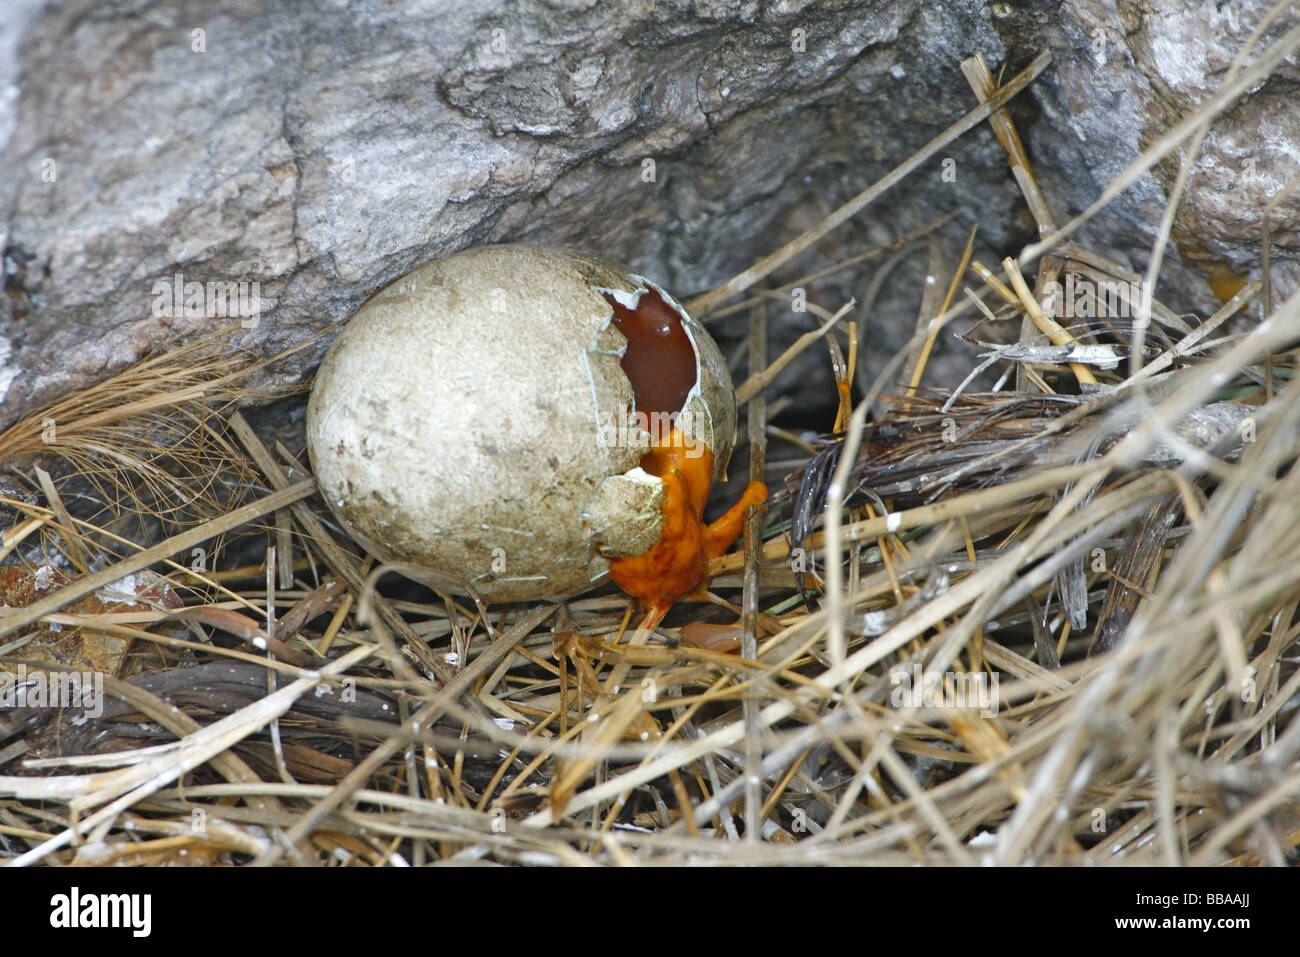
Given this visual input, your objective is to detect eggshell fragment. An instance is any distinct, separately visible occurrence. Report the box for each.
[306,244,738,602]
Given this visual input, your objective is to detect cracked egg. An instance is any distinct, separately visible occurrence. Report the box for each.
[306,243,752,603]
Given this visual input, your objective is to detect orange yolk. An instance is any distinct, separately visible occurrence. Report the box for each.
[605,427,767,615]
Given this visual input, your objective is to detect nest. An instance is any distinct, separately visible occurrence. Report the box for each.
[1,47,1298,867]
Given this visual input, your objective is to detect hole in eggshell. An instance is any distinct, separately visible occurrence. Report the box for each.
[601,287,697,418]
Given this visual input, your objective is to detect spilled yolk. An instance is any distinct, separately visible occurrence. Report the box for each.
[606,427,767,615]
[1208,264,1248,304]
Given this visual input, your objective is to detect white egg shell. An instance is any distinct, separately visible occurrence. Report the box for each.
[306,244,737,602]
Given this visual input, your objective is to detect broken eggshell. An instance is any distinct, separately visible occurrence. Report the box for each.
[306,243,738,602]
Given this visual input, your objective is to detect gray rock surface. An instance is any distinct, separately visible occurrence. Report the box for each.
[1,0,1297,434]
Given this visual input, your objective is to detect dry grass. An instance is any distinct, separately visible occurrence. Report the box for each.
[1,26,1299,866]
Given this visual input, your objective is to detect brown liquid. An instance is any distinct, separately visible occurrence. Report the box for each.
[602,287,697,416]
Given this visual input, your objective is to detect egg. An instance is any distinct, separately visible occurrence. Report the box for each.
[306,243,764,604]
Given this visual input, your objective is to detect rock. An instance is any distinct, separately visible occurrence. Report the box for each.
[0,0,1295,435]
